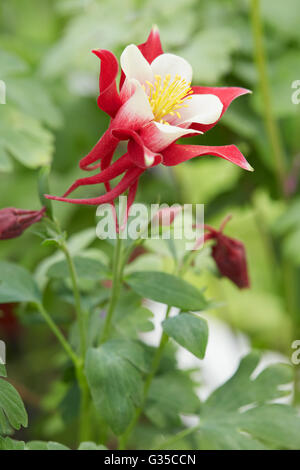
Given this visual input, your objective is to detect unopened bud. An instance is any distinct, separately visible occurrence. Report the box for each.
[204,216,250,289]
[0,207,46,240]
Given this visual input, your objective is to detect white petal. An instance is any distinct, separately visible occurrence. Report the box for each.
[114,80,154,130]
[144,149,155,167]
[140,121,202,152]
[151,53,192,83]
[176,94,223,126]
[120,77,137,103]
[120,44,153,85]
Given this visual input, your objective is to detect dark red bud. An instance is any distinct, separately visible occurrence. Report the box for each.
[204,215,250,289]
[0,207,45,240]
[212,233,250,289]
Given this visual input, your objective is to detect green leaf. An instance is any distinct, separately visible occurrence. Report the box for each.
[47,442,70,450]
[162,313,208,359]
[145,371,200,429]
[19,440,107,451]
[0,147,13,172]
[25,441,70,450]
[0,437,26,450]
[237,404,300,450]
[127,271,207,311]
[85,340,148,434]
[78,442,108,450]
[112,291,154,339]
[0,105,54,170]
[0,375,28,434]
[194,352,300,450]
[0,261,41,304]
[47,256,108,281]
[8,77,63,128]
[26,441,50,450]
[0,365,7,378]
[114,306,154,338]
[204,353,292,412]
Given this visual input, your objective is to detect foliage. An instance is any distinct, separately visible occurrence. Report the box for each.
[0,0,300,451]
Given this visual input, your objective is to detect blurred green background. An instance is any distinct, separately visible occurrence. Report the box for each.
[1,0,300,444]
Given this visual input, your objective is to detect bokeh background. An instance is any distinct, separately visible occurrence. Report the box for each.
[1,0,300,445]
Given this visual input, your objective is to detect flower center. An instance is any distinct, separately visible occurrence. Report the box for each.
[146,74,193,124]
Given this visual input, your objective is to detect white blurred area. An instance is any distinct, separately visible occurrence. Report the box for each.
[141,301,290,403]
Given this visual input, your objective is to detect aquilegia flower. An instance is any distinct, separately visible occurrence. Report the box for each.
[46,27,253,213]
[0,207,45,240]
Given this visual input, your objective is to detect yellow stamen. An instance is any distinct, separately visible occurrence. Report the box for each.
[147,74,193,122]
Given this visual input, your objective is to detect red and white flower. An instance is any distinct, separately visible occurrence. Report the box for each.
[46,27,253,212]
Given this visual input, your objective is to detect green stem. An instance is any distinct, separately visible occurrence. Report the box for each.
[61,244,91,443]
[43,218,91,442]
[60,236,90,443]
[61,243,87,358]
[118,305,172,450]
[36,303,91,443]
[100,234,123,344]
[36,302,79,367]
[76,365,91,442]
[250,0,286,193]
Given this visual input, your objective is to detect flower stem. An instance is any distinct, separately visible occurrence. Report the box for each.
[36,302,79,367]
[61,242,87,358]
[60,238,90,442]
[250,0,286,194]
[99,234,123,344]
[118,305,172,450]
[76,364,91,443]
[44,218,90,442]
[61,244,92,443]
[36,299,90,443]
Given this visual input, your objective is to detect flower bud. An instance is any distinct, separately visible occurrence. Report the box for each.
[211,233,250,289]
[0,207,45,240]
[204,216,250,289]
